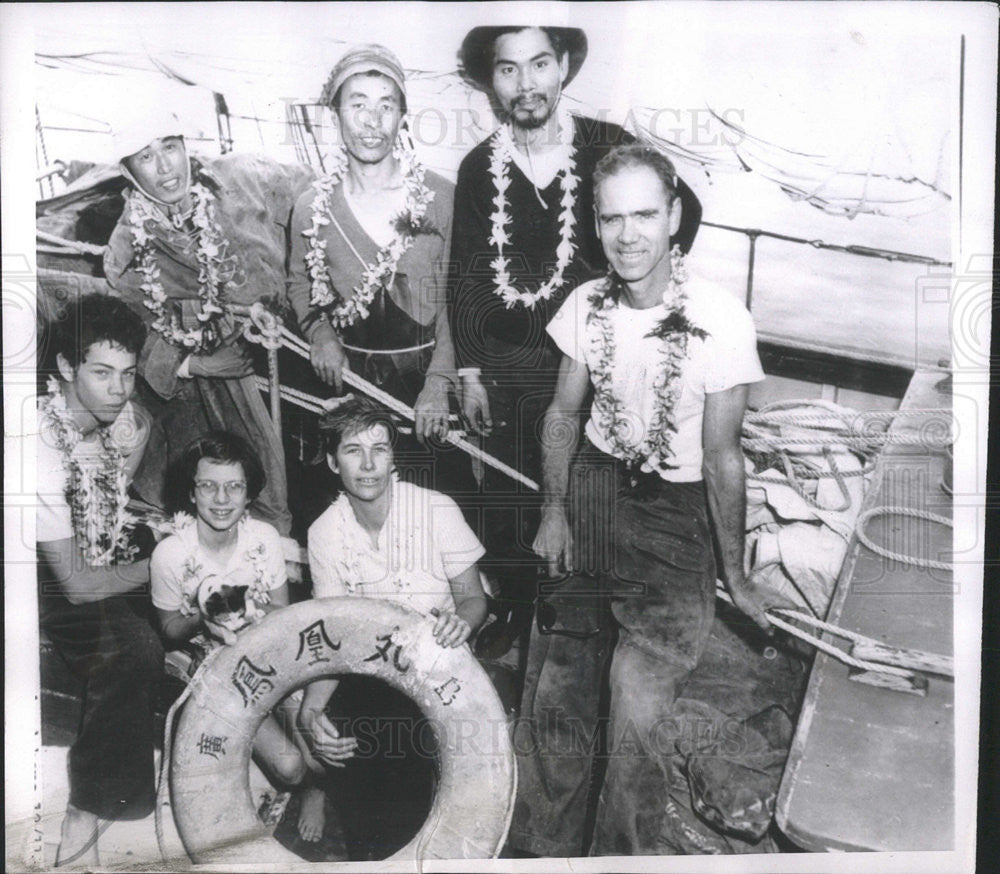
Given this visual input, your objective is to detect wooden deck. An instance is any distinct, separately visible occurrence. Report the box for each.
[775,369,954,851]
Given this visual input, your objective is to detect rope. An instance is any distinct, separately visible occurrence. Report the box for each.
[748,460,875,483]
[855,506,953,571]
[36,229,107,256]
[716,587,916,679]
[155,651,216,863]
[779,447,852,512]
[340,339,435,355]
[741,432,948,449]
[279,327,541,491]
[746,408,952,425]
[256,376,462,428]
[254,376,332,415]
[36,105,54,200]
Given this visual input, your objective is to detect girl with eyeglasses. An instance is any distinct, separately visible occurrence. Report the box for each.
[150,431,310,789]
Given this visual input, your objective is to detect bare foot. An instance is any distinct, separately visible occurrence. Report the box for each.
[55,804,100,868]
[297,786,326,843]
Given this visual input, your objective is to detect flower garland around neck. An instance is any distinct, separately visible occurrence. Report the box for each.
[39,377,138,566]
[171,512,272,620]
[488,106,580,310]
[303,135,436,329]
[586,247,708,474]
[128,180,235,353]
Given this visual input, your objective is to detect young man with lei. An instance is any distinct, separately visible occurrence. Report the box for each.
[294,396,487,856]
[511,144,777,857]
[103,106,314,536]
[36,293,163,867]
[287,44,473,498]
[149,432,311,809]
[448,25,704,647]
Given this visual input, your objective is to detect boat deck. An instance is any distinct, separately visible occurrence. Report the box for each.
[775,369,954,851]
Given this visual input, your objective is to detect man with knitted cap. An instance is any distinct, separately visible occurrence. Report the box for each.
[447,25,703,666]
[287,44,472,853]
[104,102,314,536]
[288,44,472,499]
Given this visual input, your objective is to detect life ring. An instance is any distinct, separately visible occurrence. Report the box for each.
[169,597,516,863]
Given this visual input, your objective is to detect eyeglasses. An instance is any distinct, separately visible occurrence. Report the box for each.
[535,598,601,640]
[194,480,248,498]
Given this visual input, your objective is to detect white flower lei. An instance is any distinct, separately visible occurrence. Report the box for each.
[586,248,707,474]
[488,106,580,309]
[171,512,272,620]
[128,181,234,352]
[39,377,137,566]
[302,135,436,329]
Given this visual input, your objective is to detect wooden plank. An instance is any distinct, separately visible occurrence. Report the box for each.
[757,339,915,398]
[775,370,954,852]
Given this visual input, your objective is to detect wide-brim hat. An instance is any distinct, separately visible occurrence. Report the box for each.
[460,26,587,90]
[321,43,407,108]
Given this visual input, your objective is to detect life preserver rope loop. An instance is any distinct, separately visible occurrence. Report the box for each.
[167,598,516,864]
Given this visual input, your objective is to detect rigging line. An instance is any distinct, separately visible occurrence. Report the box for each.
[698,220,951,266]
[706,107,827,159]
[743,151,952,199]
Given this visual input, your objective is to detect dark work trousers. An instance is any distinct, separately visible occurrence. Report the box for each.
[468,340,563,627]
[342,288,478,511]
[509,443,717,857]
[40,589,164,820]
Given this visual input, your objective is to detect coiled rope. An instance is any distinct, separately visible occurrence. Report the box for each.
[855,506,953,571]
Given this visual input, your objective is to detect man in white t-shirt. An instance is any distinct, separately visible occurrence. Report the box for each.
[36,293,163,867]
[509,144,773,857]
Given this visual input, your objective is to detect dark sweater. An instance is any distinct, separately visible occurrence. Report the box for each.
[449,116,700,372]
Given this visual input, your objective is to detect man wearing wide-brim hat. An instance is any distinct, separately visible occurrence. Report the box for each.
[103,104,314,535]
[446,25,702,827]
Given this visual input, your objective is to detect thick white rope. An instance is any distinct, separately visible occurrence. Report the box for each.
[855,506,953,571]
[279,327,541,491]
[745,408,952,425]
[155,651,222,862]
[715,587,917,679]
[254,376,326,414]
[36,229,107,256]
[340,339,435,355]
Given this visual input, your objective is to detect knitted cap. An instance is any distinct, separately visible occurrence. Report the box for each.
[321,43,407,107]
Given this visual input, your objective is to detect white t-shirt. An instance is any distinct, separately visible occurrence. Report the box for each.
[150,516,287,615]
[308,479,485,618]
[547,277,765,481]
[36,401,146,543]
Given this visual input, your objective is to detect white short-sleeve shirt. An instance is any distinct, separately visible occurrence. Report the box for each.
[308,479,485,618]
[150,516,287,616]
[547,277,765,481]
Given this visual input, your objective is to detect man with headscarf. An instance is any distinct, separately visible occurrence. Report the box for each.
[288,44,473,498]
[104,108,314,535]
[449,25,702,650]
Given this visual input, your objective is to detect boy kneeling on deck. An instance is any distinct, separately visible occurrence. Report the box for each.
[296,397,488,855]
[37,293,161,867]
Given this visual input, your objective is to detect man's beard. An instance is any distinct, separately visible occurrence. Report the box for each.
[508,96,556,131]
